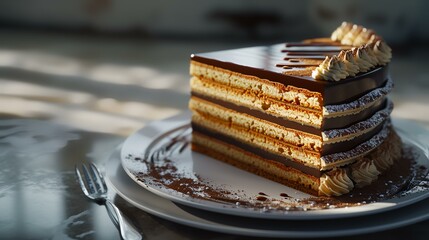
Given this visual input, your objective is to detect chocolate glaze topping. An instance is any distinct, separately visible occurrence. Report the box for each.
[191,43,389,105]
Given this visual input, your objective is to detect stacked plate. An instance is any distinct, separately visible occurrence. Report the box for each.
[106,112,429,238]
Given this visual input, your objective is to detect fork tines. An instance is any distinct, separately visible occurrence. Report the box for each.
[75,163,107,202]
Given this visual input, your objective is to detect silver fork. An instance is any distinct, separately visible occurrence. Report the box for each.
[75,162,142,240]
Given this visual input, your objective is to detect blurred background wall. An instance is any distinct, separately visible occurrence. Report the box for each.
[0,0,428,134]
[1,0,428,45]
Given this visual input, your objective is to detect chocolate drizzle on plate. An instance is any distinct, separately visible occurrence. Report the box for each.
[280,193,290,198]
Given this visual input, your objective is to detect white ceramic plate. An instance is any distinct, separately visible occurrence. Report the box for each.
[120,112,429,220]
[107,148,429,238]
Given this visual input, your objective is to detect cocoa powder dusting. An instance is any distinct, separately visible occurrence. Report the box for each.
[136,157,249,205]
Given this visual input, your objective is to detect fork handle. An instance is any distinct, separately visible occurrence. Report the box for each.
[105,199,143,240]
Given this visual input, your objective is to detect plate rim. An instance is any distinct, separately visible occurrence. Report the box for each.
[107,148,429,238]
[120,111,429,220]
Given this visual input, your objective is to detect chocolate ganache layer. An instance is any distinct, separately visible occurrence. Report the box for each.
[192,123,322,177]
[191,107,388,156]
[191,91,388,132]
[191,43,389,105]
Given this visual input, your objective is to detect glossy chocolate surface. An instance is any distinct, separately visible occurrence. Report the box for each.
[191,43,389,105]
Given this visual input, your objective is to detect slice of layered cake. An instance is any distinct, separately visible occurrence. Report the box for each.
[189,22,402,196]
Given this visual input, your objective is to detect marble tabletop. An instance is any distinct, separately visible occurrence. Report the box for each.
[0,29,429,240]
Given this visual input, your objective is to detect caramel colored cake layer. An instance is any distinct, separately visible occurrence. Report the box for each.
[189,22,401,196]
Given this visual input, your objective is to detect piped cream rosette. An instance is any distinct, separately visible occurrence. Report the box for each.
[312,22,392,81]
